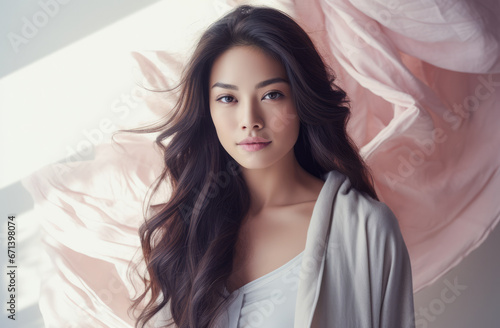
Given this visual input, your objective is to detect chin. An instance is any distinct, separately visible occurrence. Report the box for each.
[234,157,282,171]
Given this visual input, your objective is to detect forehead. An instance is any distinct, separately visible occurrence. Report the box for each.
[209,45,287,86]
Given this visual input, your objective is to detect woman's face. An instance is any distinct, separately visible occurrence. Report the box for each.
[209,45,300,170]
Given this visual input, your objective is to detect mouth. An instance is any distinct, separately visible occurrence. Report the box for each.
[238,141,271,152]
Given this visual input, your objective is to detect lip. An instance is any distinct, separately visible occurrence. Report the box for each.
[237,136,271,145]
[239,142,271,152]
[237,136,271,152]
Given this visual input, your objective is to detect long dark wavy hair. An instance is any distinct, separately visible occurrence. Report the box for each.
[120,4,378,328]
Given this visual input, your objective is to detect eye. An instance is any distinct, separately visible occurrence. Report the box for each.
[216,95,236,104]
[263,91,283,100]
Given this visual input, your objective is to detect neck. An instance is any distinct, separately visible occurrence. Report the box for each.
[240,149,316,215]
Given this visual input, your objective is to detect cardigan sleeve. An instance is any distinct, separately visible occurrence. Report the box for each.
[367,202,416,328]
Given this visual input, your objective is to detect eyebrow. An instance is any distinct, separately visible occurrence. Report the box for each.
[211,77,289,90]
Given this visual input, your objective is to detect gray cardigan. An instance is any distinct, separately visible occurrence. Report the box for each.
[294,170,415,327]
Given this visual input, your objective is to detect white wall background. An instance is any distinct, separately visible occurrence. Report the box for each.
[0,1,498,327]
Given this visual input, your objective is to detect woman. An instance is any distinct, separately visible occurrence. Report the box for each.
[125,4,415,328]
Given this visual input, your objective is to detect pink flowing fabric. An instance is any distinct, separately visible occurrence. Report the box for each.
[22,0,500,326]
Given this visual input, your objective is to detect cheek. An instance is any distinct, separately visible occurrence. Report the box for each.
[211,112,233,142]
[268,104,300,136]
[210,110,223,129]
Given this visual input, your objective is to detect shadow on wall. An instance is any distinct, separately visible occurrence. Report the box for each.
[413,219,500,328]
[1,0,163,78]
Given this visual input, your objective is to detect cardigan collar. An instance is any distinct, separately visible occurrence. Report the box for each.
[294,170,347,327]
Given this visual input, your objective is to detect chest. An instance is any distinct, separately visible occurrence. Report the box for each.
[227,202,315,293]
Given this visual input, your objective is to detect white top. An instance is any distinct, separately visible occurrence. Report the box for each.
[218,250,304,327]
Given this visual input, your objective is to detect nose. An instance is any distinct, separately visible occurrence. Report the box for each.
[240,99,263,130]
